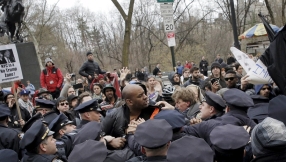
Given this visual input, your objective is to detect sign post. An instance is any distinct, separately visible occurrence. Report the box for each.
[159,2,176,68]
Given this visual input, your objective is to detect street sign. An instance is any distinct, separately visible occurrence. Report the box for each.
[167,32,176,47]
[160,4,173,16]
[163,16,175,32]
[157,0,174,3]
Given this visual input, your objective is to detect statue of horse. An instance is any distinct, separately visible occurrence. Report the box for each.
[0,0,25,42]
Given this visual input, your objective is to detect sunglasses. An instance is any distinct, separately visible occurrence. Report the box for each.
[261,87,270,90]
[225,77,235,81]
[60,102,69,106]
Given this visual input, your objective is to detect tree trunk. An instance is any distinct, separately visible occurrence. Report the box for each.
[112,0,135,67]
[282,0,286,24]
[264,0,275,24]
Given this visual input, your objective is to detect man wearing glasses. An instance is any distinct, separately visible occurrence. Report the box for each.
[224,70,239,89]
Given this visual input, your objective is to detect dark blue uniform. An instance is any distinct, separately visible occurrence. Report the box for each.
[0,104,22,159]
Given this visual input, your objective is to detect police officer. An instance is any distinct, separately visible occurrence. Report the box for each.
[69,140,107,162]
[130,119,173,162]
[34,98,55,116]
[0,149,19,162]
[183,89,256,146]
[22,113,43,133]
[210,124,249,162]
[49,114,76,159]
[0,104,21,159]
[167,136,214,162]
[74,99,102,129]
[199,91,225,121]
[20,120,66,162]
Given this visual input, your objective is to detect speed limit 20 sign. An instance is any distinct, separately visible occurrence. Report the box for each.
[163,16,175,32]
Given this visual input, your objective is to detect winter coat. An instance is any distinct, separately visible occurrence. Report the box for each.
[79,60,105,82]
[40,66,63,92]
[199,60,208,72]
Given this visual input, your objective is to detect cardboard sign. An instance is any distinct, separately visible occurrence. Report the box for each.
[246,59,273,84]
[0,44,23,83]
[230,47,273,84]
[230,47,255,73]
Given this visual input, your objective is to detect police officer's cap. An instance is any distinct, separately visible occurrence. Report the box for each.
[268,95,286,126]
[73,121,102,145]
[0,104,10,118]
[49,114,73,134]
[43,111,58,125]
[154,110,185,129]
[37,88,51,97]
[69,140,107,162]
[0,149,19,162]
[135,119,172,149]
[67,94,78,103]
[167,136,214,162]
[205,91,226,111]
[20,120,54,151]
[22,113,43,133]
[223,89,254,109]
[210,124,249,153]
[74,99,102,113]
[35,99,55,109]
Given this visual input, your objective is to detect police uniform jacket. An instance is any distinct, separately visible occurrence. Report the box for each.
[144,156,167,162]
[101,104,159,138]
[183,110,256,146]
[21,152,67,162]
[56,133,76,158]
[0,123,21,158]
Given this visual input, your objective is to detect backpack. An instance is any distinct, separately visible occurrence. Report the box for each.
[43,67,58,75]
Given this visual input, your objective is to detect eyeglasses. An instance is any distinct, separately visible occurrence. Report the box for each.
[60,102,69,106]
[261,87,270,91]
[225,77,235,81]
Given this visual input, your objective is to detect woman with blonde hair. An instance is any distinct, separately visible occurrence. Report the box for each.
[186,84,204,103]
[146,75,162,102]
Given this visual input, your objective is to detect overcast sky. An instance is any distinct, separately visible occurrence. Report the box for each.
[48,0,120,13]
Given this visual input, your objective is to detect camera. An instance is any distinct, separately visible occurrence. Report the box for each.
[70,73,76,77]
[211,78,218,85]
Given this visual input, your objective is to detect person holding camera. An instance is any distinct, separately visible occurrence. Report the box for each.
[40,57,64,99]
[204,62,227,89]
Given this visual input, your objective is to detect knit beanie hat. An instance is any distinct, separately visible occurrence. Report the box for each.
[86,51,93,56]
[45,58,54,66]
[211,62,221,70]
[251,117,286,156]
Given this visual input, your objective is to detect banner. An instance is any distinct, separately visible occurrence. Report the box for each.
[0,44,23,83]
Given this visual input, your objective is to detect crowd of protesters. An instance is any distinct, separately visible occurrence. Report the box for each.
[0,50,285,162]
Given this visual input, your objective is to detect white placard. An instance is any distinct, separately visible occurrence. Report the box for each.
[160,4,173,16]
[246,59,273,84]
[230,47,255,73]
[163,16,175,32]
[167,32,176,47]
[0,44,23,83]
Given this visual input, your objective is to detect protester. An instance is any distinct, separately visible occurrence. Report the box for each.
[184,61,192,69]
[25,80,35,97]
[40,57,64,99]
[227,53,236,65]
[224,70,239,89]
[183,66,204,88]
[146,76,161,102]
[180,68,190,84]
[215,54,223,64]
[92,83,104,100]
[18,89,34,116]
[206,62,227,88]
[100,84,122,114]
[186,84,204,103]
[152,64,160,76]
[176,61,184,76]
[37,88,53,100]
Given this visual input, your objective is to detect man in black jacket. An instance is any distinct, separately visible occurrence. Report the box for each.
[101,84,160,148]
[199,56,208,76]
[79,51,105,84]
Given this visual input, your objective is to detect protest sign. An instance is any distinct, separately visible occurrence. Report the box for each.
[230,47,255,73]
[246,59,273,84]
[0,44,23,83]
[230,47,273,85]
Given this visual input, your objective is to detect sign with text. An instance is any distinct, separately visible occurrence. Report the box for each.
[167,32,176,47]
[246,59,273,84]
[0,44,23,83]
[160,4,173,16]
[230,47,255,73]
[230,47,273,85]
[163,16,175,32]
[157,0,174,3]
